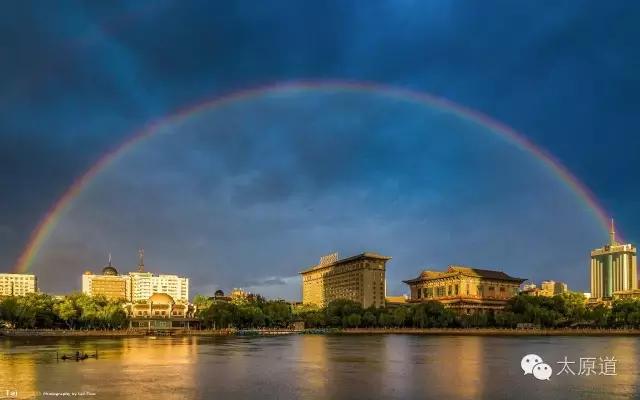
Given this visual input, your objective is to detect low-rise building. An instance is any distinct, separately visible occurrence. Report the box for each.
[125,293,199,330]
[403,265,525,314]
[0,273,37,296]
[385,295,408,308]
[540,280,568,297]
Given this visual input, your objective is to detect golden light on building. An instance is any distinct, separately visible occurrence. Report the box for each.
[0,273,37,296]
[539,280,568,297]
[125,293,199,330]
[82,257,130,301]
[590,219,637,301]
[300,252,390,308]
[81,251,189,302]
[403,265,525,313]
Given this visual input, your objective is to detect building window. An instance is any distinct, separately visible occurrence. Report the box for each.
[454,284,459,296]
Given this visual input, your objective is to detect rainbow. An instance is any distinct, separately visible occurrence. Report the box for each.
[13,79,615,273]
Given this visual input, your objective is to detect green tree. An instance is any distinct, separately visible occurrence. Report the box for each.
[202,301,238,329]
[378,312,394,327]
[0,297,20,328]
[345,313,361,328]
[53,297,79,329]
[193,294,213,318]
[263,301,292,328]
[392,307,407,327]
[362,311,377,327]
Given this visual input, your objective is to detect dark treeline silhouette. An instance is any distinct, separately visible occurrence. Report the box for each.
[3,292,640,330]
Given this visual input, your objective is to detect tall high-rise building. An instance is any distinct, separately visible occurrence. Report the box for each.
[82,255,131,301]
[590,219,637,301]
[127,249,189,302]
[300,252,390,308]
[82,250,190,302]
[0,273,37,296]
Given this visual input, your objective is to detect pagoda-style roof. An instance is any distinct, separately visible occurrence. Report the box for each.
[403,265,525,284]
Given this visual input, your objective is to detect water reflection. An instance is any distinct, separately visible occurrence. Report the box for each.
[0,350,37,399]
[293,335,328,398]
[0,335,638,399]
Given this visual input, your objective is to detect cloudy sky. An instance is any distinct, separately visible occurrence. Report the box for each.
[1,2,639,298]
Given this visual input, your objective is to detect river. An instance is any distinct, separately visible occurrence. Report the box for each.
[1,335,638,399]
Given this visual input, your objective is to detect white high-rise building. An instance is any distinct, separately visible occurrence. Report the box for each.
[127,249,189,302]
[0,273,37,296]
[127,272,189,302]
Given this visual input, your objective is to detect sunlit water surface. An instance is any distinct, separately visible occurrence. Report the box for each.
[1,335,638,399]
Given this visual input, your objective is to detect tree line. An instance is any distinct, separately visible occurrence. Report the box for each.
[0,293,127,329]
[3,291,640,330]
[198,292,640,330]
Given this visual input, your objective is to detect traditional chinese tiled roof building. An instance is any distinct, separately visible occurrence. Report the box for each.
[403,265,526,314]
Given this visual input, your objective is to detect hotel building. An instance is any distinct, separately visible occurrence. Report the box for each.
[300,252,390,308]
[590,219,637,301]
[0,273,37,296]
[403,265,525,314]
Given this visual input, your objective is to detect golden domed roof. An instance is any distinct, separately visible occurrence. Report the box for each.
[149,293,175,304]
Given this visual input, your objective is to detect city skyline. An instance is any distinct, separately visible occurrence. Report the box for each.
[5,223,633,302]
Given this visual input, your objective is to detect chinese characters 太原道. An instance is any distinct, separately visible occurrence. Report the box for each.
[556,356,617,376]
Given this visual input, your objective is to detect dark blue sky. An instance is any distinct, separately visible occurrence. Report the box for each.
[1,1,639,297]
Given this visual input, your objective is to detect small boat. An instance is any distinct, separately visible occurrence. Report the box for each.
[57,350,98,362]
[148,336,157,339]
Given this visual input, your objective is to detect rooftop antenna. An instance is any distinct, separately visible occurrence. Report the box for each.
[609,218,617,245]
[137,248,145,272]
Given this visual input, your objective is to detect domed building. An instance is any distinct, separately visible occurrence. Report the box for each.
[125,293,199,331]
[102,265,118,276]
[81,255,130,301]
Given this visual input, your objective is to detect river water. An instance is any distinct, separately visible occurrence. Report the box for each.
[0,335,638,399]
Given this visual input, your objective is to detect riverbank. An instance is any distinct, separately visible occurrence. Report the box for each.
[338,327,640,336]
[0,328,294,337]
[3,327,640,337]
